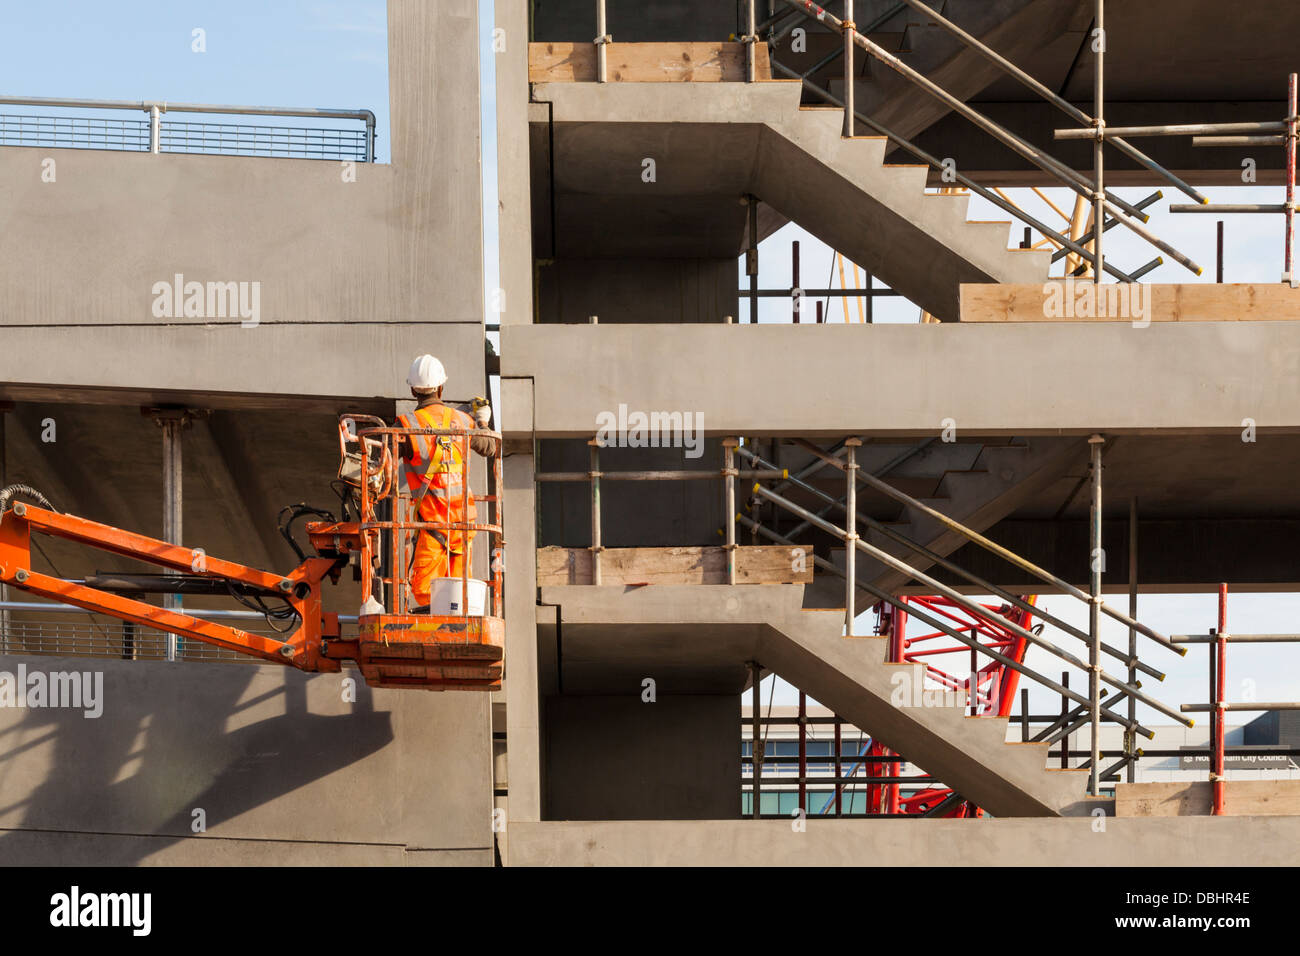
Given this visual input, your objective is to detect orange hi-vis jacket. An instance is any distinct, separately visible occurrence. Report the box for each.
[397,403,478,548]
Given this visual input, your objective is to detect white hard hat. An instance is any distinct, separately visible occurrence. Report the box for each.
[407,354,447,390]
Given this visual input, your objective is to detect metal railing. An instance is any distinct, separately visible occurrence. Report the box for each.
[742,698,953,818]
[0,600,359,664]
[771,0,1202,283]
[0,95,377,162]
[1062,73,1300,286]
[738,434,1190,797]
[536,441,783,586]
[542,432,1187,797]
[575,0,1207,285]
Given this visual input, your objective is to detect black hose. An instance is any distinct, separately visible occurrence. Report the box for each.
[276,503,336,562]
[223,579,299,634]
[0,484,56,515]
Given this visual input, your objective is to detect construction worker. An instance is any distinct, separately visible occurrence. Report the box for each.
[397,354,497,612]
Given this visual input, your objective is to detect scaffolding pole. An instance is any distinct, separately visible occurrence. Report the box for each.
[1214,583,1227,815]
[1092,0,1105,285]
[1287,72,1297,287]
[1088,434,1105,795]
[842,0,854,137]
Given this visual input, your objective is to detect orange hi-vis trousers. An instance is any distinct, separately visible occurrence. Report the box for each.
[409,496,476,606]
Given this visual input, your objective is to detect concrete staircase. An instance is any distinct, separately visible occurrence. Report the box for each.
[540,583,1091,816]
[755,97,1050,320]
[821,0,1083,144]
[766,599,1090,817]
[533,79,1050,320]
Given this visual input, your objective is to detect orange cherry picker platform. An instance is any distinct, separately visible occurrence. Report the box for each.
[0,415,504,691]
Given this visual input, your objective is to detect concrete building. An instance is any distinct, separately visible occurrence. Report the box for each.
[2,0,1300,866]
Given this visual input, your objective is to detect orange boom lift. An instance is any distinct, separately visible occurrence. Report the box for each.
[0,415,504,691]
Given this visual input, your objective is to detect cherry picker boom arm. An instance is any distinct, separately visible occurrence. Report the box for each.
[0,416,506,691]
[0,501,346,671]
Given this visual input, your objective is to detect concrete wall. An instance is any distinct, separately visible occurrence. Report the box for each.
[537,258,737,325]
[537,438,726,549]
[0,0,485,402]
[0,654,493,865]
[544,694,739,820]
[532,0,737,42]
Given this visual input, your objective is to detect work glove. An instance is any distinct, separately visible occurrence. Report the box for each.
[471,397,492,427]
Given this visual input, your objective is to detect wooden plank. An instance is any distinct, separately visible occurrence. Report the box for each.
[1115,780,1300,817]
[960,282,1300,323]
[529,42,771,83]
[537,545,812,586]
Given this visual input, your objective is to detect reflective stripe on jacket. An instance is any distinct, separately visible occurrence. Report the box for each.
[398,403,476,502]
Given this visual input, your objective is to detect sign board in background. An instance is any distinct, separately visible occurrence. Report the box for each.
[1178,747,1296,771]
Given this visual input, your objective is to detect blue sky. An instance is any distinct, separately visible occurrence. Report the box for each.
[4,1,1295,725]
[0,1,390,157]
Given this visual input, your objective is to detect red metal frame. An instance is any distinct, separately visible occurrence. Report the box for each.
[0,415,505,692]
[869,594,1038,817]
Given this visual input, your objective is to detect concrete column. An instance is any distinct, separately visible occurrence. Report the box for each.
[146,407,194,661]
[162,417,183,661]
[502,378,541,839]
[496,0,542,855]
[496,0,535,331]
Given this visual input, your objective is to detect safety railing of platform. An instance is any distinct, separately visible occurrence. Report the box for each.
[0,95,377,162]
[534,439,786,586]
[1172,583,1300,815]
[353,418,504,619]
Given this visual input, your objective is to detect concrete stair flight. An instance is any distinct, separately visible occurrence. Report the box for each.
[755,98,1050,319]
[532,79,1051,320]
[767,600,1090,817]
[826,0,1083,145]
[539,583,1090,817]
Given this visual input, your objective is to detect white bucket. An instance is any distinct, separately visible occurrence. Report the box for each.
[428,577,488,616]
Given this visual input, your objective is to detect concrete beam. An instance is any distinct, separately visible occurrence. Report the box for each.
[0,322,485,407]
[502,322,1300,437]
[509,816,1300,865]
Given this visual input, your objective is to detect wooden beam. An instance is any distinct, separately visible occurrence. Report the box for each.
[1115,780,1300,817]
[961,282,1300,323]
[537,545,812,586]
[529,42,772,83]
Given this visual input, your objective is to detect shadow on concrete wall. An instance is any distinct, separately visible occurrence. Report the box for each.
[0,657,392,864]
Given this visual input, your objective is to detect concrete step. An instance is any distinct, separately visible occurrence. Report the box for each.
[768,608,1088,817]
[848,0,1081,144]
[762,100,1051,318]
